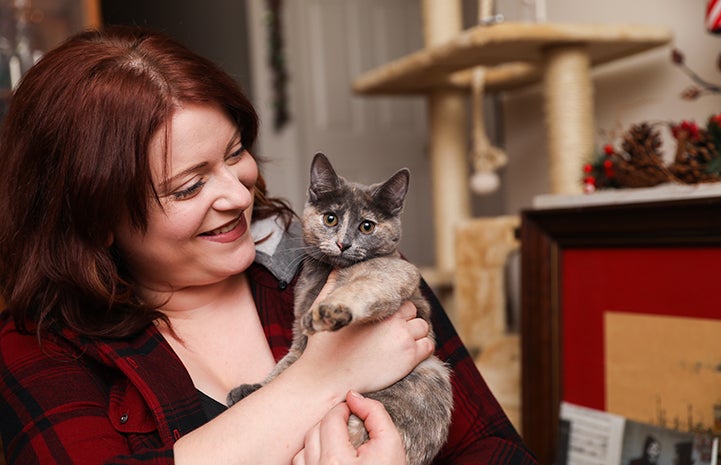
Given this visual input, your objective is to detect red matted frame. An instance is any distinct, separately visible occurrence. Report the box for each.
[519,195,721,465]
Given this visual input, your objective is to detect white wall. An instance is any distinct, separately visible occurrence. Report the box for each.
[499,0,721,213]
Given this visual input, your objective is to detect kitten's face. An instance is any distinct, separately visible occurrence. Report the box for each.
[303,153,409,268]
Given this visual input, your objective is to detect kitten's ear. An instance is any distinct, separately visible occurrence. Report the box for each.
[309,153,340,201]
[373,168,410,215]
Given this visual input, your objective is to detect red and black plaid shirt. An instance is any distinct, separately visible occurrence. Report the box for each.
[0,257,537,464]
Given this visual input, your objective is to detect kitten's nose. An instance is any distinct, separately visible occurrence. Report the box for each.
[336,241,350,252]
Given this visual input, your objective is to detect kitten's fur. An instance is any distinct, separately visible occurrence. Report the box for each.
[228,153,453,465]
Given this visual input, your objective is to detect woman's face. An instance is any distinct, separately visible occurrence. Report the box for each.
[113,103,258,294]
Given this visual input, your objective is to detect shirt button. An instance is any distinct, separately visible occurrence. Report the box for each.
[279,280,287,290]
[120,413,129,424]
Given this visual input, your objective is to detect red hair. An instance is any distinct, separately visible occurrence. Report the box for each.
[0,26,292,338]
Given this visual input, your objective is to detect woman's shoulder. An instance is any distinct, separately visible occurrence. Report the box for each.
[0,313,103,417]
[0,313,165,380]
[0,313,71,365]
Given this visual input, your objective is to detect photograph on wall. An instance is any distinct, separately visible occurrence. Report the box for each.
[605,311,721,433]
[559,402,718,465]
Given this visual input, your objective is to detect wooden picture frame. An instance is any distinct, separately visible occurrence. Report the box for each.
[519,195,721,465]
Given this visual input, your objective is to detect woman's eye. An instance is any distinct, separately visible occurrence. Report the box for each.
[172,180,205,200]
[226,145,246,163]
[323,213,338,227]
[359,220,375,234]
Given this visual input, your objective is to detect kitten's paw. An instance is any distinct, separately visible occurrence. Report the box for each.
[313,302,353,332]
[226,383,262,406]
[301,309,317,335]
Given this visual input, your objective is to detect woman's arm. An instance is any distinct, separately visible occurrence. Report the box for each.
[173,300,433,465]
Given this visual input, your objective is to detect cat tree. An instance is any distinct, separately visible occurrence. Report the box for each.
[353,0,672,274]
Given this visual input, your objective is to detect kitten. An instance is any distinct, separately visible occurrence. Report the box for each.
[228,153,453,465]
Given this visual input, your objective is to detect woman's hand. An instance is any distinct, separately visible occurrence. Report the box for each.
[292,391,408,465]
[298,294,433,395]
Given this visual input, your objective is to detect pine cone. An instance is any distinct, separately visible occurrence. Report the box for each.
[614,123,673,187]
[669,127,721,183]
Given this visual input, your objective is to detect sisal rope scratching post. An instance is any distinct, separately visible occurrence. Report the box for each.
[544,45,594,194]
[422,0,469,273]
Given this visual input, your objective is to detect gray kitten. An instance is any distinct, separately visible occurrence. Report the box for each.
[228,153,453,465]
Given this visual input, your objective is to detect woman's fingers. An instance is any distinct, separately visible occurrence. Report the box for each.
[294,402,356,465]
[344,391,393,437]
[345,391,408,465]
[317,402,356,458]
[396,300,417,320]
[395,302,434,360]
[406,316,429,340]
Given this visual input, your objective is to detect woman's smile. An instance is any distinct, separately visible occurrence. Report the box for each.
[200,213,248,243]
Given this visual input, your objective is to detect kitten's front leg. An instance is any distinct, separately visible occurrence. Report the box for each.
[302,258,420,334]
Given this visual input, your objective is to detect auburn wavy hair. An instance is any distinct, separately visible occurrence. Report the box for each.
[0,26,294,339]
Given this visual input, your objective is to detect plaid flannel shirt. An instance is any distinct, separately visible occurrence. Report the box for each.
[0,218,537,465]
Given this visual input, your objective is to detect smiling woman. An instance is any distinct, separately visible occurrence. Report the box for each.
[0,25,536,465]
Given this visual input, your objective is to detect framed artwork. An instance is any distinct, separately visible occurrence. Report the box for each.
[519,195,721,465]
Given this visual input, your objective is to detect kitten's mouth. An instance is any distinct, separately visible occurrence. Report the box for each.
[324,253,359,268]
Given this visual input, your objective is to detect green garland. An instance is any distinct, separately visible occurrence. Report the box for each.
[266,0,289,131]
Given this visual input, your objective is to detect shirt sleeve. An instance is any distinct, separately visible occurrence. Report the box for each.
[421,280,539,465]
[0,326,175,465]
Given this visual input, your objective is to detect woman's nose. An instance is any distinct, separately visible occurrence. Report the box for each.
[212,167,253,211]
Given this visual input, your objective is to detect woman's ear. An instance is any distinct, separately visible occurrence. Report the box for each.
[105,232,114,247]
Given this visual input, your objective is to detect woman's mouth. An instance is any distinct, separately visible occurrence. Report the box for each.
[200,214,247,243]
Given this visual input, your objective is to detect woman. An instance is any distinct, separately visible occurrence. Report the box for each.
[0,26,537,464]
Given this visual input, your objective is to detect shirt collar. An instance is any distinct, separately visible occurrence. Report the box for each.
[251,215,304,285]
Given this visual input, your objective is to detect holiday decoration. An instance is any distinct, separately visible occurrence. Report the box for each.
[707,0,721,34]
[581,115,721,192]
[671,48,721,100]
[672,2,721,98]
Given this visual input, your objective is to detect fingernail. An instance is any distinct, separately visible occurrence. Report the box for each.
[349,390,364,399]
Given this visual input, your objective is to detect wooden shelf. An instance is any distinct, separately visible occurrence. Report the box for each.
[353,22,672,95]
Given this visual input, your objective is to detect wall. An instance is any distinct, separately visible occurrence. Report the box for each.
[248,0,438,267]
[101,0,253,96]
[498,0,721,214]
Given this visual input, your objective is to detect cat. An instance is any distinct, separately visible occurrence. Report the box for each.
[228,152,453,465]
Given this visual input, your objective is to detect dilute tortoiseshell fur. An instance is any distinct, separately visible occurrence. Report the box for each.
[228,153,452,465]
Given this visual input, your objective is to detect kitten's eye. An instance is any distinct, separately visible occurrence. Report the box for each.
[323,213,338,227]
[359,220,376,234]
